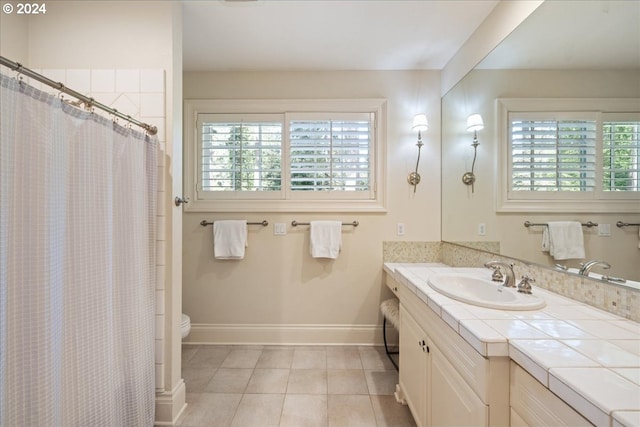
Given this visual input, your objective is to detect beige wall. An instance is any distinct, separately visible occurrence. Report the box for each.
[183,70,441,344]
[442,69,640,281]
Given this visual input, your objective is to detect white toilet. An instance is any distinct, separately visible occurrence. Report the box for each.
[181,313,191,339]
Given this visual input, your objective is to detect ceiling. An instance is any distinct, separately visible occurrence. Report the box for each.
[182,0,499,72]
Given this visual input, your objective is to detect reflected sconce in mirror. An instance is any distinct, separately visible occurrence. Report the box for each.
[408,114,429,192]
[462,113,484,193]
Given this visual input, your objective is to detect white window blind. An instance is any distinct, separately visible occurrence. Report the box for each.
[510,115,597,192]
[199,115,283,193]
[290,118,371,192]
[603,119,639,192]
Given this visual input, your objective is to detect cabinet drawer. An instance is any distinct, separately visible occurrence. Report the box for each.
[510,362,592,426]
[385,273,401,297]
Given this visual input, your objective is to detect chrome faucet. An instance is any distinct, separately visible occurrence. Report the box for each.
[484,261,516,288]
[578,260,611,276]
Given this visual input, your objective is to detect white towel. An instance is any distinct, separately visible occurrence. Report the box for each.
[213,220,247,259]
[543,221,585,260]
[310,221,342,259]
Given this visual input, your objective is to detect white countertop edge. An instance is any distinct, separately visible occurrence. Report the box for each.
[384,262,640,423]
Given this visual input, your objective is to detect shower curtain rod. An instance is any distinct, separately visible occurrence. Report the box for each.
[0,55,158,136]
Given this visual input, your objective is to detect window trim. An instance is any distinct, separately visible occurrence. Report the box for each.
[184,98,387,213]
[496,98,640,213]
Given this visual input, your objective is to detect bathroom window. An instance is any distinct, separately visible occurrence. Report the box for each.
[184,99,387,212]
[496,98,639,213]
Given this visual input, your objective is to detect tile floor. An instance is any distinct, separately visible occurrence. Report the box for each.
[178,345,416,427]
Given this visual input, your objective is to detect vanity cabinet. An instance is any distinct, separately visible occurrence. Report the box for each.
[510,362,592,426]
[394,277,509,427]
[399,304,430,426]
[399,304,488,427]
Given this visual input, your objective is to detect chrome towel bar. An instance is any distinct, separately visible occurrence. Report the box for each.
[291,220,359,227]
[524,221,598,228]
[200,220,268,227]
[616,221,640,228]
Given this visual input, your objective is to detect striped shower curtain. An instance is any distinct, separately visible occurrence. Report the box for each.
[0,73,157,426]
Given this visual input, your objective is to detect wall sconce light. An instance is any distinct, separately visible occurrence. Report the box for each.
[462,113,484,193]
[408,114,429,192]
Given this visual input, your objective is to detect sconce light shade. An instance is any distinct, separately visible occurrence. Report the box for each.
[466,113,484,132]
[412,114,429,132]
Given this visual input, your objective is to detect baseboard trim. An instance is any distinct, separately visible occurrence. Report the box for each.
[183,323,399,346]
[154,379,187,426]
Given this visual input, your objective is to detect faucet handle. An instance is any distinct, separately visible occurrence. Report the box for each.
[517,275,535,295]
[490,268,504,282]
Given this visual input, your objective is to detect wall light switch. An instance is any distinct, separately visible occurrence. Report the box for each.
[274,223,287,235]
[478,223,486,236]
[397,223,405,236]
[598,223,611,236]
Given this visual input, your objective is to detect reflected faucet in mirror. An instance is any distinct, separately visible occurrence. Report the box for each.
[578,260,611,276]
[461,113,483,193]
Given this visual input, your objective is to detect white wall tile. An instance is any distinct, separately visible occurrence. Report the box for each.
[115,69,140,93]
[110,94,140,120]
[156,216,166,241]
[155,339,164,364]
[66,69,91,93]
[155,314,165,340]
[91,69,115,92]
[140,69,165,92]
[41,69,66,84]
[155,364,165,391]
[156,290,165,315]
[156,266,166,291]
[156,240,166,266]
[140,93,165,117]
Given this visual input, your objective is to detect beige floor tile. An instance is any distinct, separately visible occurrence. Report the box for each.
[328,369,369,395]
[230,393,284,427]
[178,392,242,427]
[328,394,377,427]
[370,395,417,427]
[221,348,263,369]
[359,346,396,371]
[182,366,217,393]
[365,370,398,395]
[280,394,328,427]
[245,368,290,394]
[205,368,253,393]
[182,345,199,364]
[327,347,363,369]
[292,348,327,369]
[256,348,294,369]
[287,369,327,394]
[187,347,233,368]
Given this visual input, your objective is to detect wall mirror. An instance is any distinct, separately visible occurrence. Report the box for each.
[441,0,640,284]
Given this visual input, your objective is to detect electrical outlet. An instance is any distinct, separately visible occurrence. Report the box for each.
[598,223,611,237]
[478,223,486,236]
[273,223,287,235]
[397,223,405,236]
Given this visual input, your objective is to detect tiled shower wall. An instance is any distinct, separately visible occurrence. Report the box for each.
[383,241,640,322]
[28,68,167,390]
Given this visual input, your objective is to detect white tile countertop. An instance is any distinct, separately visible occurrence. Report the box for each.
[384,262,640,427]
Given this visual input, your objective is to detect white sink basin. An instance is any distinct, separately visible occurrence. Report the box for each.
[427,274,546,311]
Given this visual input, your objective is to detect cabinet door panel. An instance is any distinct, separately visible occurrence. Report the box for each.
[399,305,428,427]
[431,344,488,427]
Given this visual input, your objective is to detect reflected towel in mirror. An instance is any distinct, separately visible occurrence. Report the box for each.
[542,221,585,260]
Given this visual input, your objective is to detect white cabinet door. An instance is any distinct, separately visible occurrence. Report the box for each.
[431,342,488,427]
[399,305,429,427]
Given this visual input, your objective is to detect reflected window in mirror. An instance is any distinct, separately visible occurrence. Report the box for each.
[496,98,640,213]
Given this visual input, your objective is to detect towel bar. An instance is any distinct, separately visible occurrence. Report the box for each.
[616,221,640,228]
[200,220,268,227]
[524,221,598,228]
[291,220,359,227]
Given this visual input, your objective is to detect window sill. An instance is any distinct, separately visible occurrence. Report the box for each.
[183,198,388,213]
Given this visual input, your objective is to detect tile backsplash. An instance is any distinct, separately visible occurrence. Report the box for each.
[383,241,640,322]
